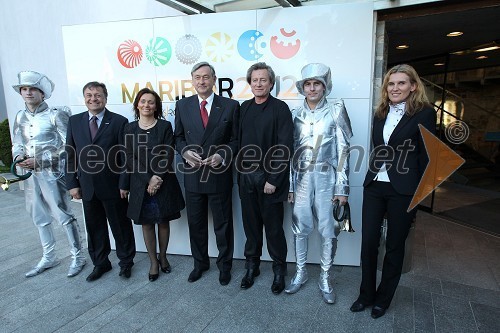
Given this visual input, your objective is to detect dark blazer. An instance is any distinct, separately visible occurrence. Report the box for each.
[66,109,129,201]
[174,94,240,193]
[237,95,294,203]
[363,106,436,195]
[124,120,185,222]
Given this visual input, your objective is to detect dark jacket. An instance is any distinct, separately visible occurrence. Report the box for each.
[363,106,436,195]
[124,119,185,222]
[174,94,240,193]
[66,109,129,201]
[237,95,294,203]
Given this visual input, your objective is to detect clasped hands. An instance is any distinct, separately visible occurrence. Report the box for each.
[183,150,222,168]
[147,175,163,196]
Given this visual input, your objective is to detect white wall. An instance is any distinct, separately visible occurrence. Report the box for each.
[1,1,373,266]
[0,0,182,125]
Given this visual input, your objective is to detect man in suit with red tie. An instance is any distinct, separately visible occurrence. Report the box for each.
[66,81,136,282]
[174,62,240,286]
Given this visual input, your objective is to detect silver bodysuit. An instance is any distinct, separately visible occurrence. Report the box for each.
[290,97,353,238]
[12,102,74,226]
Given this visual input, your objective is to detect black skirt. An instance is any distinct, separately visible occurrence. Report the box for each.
[136,189,181,225]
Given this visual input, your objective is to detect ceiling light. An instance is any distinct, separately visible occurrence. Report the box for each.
[447,31,463,37]
[473,41,500,53]
[450,50,466,55]
[474,45,500,52]
[434,63,445,66]
[476,56,488,60]
[396,45,409,50]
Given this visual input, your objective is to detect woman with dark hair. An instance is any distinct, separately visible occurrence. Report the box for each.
[124,88,185,282]
[350,64,436,318]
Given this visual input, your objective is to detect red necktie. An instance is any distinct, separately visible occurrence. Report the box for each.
[90,116,98,140]
[200,100,208,128]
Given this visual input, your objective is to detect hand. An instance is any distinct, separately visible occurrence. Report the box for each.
[148,175,163,188]
[288,192,294,203]
[264,182,276,195]
[182,150,203,167]
[332,195,348,206]
[202,153,222,167]
[69,188,82,200]
[18,157,36,170]
[120,189,129,199]
[147,175,163,196]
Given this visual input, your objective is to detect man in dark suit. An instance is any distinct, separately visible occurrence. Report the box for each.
[66,81,136,282]
[174,62,240,286]
[236,62,293,294]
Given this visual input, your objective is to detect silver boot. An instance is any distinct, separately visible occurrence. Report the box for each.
[26,224,60,277]
[65,220,86,277]
[285,235,309,294]
[318,237,337,304]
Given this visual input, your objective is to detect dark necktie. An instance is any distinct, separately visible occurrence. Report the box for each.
[90,116,98,140]
[200,100,208,128]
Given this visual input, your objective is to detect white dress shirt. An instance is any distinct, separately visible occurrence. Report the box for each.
[198,93,214,116]
[375,102,405,182]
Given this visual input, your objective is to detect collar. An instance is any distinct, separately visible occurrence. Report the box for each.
[26,101,49,115]
[304,96,327,110]
[89,109,106,121]
[389,101,406,116]
[198,93,214,105]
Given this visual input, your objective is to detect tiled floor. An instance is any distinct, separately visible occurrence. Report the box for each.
[0,181,499,332]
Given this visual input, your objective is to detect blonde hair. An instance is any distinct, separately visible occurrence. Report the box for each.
[375,64,430,119]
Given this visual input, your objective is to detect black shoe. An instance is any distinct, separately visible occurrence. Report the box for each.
[219,271,231,286]
[159,256,171,274]
[350,300,369,312]
[271,274,285,294]
[188,267,208,283]
[86,265,112,282]
[119,266,132,279]
[149,261,159,282]
[240,268,260,289]
[160,262,171,273]
[371,306,386,319]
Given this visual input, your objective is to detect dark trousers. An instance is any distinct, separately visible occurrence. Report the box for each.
[185,190,234,272]
[82,195,136,269]
[359,181,415,309]
[239,172,287,275]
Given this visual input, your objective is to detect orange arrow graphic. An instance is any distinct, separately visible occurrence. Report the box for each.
[408,125,466,211]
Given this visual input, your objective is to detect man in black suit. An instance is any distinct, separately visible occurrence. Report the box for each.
[66,81,136,282]
[174,62,240,285]
[237,62,293,294]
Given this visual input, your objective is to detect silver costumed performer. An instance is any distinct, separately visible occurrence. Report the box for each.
[11,71,86,277]
[286,63,353,303]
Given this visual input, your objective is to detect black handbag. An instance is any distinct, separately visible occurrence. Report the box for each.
[333,201,355,232]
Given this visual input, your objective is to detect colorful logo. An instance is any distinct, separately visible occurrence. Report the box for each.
[237,30,265,61]
[270,28,301,59]
[146,37,172,67]
[175,34,202,65]
[117,40,143,68]
[116,28,301,68]
[205,32,234,63]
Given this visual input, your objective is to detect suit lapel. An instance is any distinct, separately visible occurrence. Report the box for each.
[238,98,253,148]
[201,95,223,145]
[189,97,205,135]
[388,114,411,145]
[372,117,385,146]
[93,109,112,142]
[81,112,92,143]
